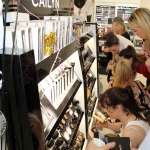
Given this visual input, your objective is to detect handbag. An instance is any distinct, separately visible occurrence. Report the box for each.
[134,80,150,123]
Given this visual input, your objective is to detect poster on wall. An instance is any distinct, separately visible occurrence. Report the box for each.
[96,5,115,18]
[117,6,136,20]
[96,5,115,24]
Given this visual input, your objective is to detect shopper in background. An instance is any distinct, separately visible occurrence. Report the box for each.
[128,7,150,88]
[101,32,134,82]
[97,86,149,149]
[112,16,130,40]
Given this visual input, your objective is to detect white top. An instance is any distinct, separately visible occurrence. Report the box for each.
[28,113,45,141]
[116,34,134,52]
[120,120,150,137]
[138,130,150,150]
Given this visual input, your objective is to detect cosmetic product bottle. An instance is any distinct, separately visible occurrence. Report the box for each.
[55,137,64,146]
[70,63,75,82]
[47,139,54,150]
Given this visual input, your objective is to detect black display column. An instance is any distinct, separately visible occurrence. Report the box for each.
[0,49,40,150]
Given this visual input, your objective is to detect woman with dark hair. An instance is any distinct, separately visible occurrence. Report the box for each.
[97,86,149,149]
[119,45,150,89]
[119,45,146,70]
[101,32,134,82]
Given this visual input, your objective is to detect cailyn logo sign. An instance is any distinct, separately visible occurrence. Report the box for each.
[32,0,53,8]
[31,0,59,8]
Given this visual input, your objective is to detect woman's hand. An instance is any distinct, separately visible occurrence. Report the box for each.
[108,76,114,88]
[108,81,113,88]
[86,140,116,150]
[89,128,94,139]
[95,119,109,128]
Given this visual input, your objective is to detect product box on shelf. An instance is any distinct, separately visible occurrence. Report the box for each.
[18,20,62,54]
[44,16,73,47]
[5,25,44,63]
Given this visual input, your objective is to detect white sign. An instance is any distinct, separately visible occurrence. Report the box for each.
[31,0,54,8]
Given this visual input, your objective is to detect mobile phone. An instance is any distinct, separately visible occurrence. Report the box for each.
[92,114,106,123]
[95,109,106,120]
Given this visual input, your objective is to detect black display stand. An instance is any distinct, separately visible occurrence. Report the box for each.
[0,49,37,150]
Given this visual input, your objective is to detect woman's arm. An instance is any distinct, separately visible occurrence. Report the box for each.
[96,120,122,133]
[107,122,122,133]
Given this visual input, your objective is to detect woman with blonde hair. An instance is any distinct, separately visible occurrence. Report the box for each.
[128,7,150,87]
[112,16,130,40]
[111,59,134,88]
[109,59,150,113]
[128,7,150,56]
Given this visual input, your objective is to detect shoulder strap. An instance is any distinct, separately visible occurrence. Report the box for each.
[134,80,141,89]
[134,80,146,93]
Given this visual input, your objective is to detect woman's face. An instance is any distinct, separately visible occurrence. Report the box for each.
[130,25,148,39]
[112,22,123,32]
[104,105,118,119]
[108,44,120,54]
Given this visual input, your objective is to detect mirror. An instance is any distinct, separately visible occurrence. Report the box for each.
[74,0,86,9]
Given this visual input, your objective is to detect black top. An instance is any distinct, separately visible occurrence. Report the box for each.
[122,31,130,40]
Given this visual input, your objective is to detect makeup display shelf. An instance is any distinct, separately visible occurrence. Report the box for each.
[36,40,87,150]
[77,32,99,142]
[0,30,99,150]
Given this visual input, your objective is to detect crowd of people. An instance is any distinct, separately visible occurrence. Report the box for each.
[88,7,150,150]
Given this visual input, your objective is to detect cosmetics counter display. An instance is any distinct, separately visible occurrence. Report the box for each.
[1,15,99,149]
[35,40,89,150]
[75,31,100,149]
[39,31,99,149]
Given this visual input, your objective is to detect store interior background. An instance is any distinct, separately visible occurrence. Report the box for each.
[72,0,147,92]
[1,0,149,149]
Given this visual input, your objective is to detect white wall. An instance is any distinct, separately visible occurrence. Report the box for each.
[74,0,95,22]
[74,0,141,23]
[59,0,74,8]
[140,0,150,7]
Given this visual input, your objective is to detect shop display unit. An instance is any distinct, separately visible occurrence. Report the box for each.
[36,40,86,150]
[75,32,99,149]
[1,16,99,149]
[36,31,99,149]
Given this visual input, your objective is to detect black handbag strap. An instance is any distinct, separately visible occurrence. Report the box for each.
[134,80,146,104]
[134,81,150,111]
